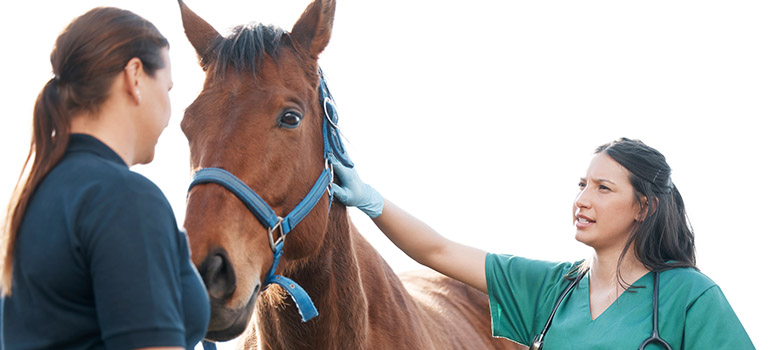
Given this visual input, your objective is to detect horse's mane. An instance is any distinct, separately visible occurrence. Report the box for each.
[213,23,286,76]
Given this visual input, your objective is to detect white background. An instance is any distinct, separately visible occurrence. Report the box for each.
[1,1,777,349]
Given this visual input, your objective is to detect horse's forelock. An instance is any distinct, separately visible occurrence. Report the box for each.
[213,23,288,77]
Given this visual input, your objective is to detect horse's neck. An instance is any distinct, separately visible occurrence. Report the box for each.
[255,205,410,349]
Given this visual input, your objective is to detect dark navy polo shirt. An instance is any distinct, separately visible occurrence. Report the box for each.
[1,134,209,350]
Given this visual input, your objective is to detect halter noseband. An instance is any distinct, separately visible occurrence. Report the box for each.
[188,69,351,322]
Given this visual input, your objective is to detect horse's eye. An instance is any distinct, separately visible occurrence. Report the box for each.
[279,111,302,129]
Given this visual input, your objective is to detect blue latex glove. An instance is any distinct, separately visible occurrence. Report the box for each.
[330,160,384,218]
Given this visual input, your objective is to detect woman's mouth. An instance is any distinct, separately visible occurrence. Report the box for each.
[575,215,595,228]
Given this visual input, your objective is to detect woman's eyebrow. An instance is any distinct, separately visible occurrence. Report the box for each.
[581,177,616,185]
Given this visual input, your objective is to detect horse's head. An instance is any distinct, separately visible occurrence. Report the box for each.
[178,0,336,340]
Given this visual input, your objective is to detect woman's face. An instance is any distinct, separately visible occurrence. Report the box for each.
[136,47,172,164]
[573,152,642,253]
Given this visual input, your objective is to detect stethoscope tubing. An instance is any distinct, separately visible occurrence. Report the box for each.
[638,271,672,350]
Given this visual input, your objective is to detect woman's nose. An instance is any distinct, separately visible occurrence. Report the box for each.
[574,187,591,209]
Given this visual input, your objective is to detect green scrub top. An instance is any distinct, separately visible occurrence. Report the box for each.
[485,254,754,349]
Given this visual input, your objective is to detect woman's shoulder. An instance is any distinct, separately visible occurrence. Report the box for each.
[50,156,174,232]
[486,253,584,281]
[60,153,165,201]
[662,267,714,284]
[659,267,754,347]
[660,267,719,301]
[487,253,578,269]
[69,160,179,249]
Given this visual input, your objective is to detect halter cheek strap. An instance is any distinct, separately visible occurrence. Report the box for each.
[319,69,353,169]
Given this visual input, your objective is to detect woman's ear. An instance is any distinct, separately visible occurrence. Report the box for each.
[636,196,649,222]
[123,57,143,104]
[636,196,659,222]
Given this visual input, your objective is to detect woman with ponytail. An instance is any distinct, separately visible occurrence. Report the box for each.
[330,137,754,349]
[0,7,208,350]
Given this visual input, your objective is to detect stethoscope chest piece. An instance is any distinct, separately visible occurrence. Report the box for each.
[530,338,543,350]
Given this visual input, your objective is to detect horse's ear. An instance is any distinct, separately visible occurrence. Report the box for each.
[178,0,223,70]
[290,0,335,58]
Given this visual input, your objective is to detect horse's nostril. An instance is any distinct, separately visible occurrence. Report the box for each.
[199,249,237,300]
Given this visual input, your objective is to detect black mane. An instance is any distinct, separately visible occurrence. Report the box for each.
[213,23,286,76]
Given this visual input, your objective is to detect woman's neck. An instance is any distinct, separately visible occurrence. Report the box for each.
[70,106,137,166]
[589,245,649,291]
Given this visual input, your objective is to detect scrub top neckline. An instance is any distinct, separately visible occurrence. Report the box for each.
[583,270,653,322]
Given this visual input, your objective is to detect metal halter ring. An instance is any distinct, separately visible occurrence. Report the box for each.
[323,97,339,130]
[267,216,285,251]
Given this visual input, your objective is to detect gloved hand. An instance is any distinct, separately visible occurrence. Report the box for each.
[330,159,384,218]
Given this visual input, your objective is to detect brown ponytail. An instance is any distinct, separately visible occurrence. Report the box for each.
[1,7,168,296]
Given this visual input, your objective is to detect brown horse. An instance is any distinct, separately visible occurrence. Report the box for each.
[178,0,526,349]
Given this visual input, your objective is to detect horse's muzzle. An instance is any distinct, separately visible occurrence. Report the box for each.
[205,284,260,341]
[198,248,257,340]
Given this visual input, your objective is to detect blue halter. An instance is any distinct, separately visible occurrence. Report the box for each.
[189,69,351,326]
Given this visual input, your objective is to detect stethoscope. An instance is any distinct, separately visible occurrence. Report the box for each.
[638,271,672,349]
[531,270,672,350]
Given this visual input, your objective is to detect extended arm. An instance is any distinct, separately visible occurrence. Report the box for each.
[330,161,488,293]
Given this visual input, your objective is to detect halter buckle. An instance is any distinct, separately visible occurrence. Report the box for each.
[267,216,285,252]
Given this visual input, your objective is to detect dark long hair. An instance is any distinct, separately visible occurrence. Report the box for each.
[1,7,168,296]
[596,138,696,284]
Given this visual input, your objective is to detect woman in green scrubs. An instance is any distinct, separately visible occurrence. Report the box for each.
[330,138,754,349]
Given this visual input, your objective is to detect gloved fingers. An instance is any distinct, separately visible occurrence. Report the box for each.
[330,160,347,178]
[330,157,361,186]
[330,182,347,202]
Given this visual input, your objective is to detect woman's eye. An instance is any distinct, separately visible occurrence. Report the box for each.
[578,182,586,189]
[279,112,302,128]
[599,185,611,191]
